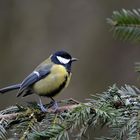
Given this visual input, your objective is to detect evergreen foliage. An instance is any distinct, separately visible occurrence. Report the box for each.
[107,9,140,42]
[0,85,140,140]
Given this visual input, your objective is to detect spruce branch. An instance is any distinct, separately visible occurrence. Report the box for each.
[0,85,140,140]
[107,9,140,42]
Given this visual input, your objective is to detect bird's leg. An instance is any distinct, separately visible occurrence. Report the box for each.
[50,97,59,111]
[38,97,47,112]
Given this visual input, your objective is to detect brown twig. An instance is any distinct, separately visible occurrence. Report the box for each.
[0,102,82,120]
[0,113,19,120]
[48,104,81,113]
[0,97,94,121]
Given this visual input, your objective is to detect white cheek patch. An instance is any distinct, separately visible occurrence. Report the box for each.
[57,56,70,64]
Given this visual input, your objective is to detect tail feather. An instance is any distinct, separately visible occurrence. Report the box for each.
[0,84,21,94]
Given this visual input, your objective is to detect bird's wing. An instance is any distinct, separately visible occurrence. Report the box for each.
[17,64,52,97]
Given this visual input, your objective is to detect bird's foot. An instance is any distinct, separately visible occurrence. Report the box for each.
[51,101,59,112]
[38,98,47,112]
[38,103,47,112]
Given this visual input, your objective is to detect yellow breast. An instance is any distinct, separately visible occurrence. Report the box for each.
[32,65,71,97]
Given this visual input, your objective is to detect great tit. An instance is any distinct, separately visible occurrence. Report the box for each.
[0,51,77,111]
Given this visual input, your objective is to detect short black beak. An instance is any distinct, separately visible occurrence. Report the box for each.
[71,57,78,62]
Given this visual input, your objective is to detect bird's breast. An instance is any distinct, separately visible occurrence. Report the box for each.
[32,65,71,97]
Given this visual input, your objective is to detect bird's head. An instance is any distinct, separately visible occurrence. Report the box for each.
[51,51,77,72]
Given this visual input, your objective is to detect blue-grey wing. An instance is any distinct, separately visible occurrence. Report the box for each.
[17,65,52,97]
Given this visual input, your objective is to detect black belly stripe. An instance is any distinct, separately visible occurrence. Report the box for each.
[43,76,68,98]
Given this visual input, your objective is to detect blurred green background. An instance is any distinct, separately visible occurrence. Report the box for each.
[0,0,140,113]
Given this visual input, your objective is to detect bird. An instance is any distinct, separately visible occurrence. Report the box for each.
[0,51,77,112]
